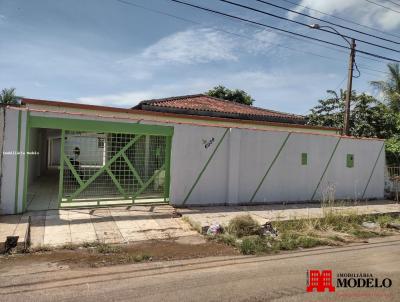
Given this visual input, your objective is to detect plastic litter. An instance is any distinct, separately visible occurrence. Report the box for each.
[207,223,223,235]
[362,221,378,229]
[259,222,278,237]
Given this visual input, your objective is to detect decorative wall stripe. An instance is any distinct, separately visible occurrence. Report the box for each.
[361,142,385,199]
[310,137,342,201]
[249,132,292,203]
[22,112,30,211]
[58,129,66,204]
[182,128,229,205]
[14,111,22,214]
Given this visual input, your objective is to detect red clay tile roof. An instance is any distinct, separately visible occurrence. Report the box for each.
[134,94,306,124]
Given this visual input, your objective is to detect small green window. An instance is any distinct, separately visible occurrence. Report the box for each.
[346,154,354,168]
[301,153,308,165]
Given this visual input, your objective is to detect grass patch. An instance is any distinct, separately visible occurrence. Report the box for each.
[182,216,202,233]
[208,211,400,255]
[226,214,260,237]
[94,243,122,254]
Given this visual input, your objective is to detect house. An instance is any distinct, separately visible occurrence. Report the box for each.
[0,94,385,214]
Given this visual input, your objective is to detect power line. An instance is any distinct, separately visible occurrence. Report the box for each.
[168,0,400,62]
[114,0,344,63]
[116,0,393,66]
[278,0,400,40]
[218,0,400,54]
[385,0,400,8]
[364,0,400,14]
[253,0,400,45]
[114,0,392,77]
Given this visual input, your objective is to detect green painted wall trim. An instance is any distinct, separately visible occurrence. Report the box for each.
[249,132,292,203]
[22,112,30,212]
[361,142,385,199]
[58,130,66,204]
[182,128,229,205]
[310,137,342,201]
[14,111,22,214]
[29,115,173,136]
[164,136,172,202]
[301,152,308,166]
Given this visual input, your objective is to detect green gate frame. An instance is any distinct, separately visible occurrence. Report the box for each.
[24,114,173,209]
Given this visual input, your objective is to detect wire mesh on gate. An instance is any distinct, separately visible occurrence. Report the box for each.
[62,131,167,202]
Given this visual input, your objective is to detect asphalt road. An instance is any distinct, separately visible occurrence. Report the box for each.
[1,236,399,302]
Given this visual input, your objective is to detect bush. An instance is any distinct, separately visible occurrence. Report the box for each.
[239,236,271,255]
[227,214,261,238]
[95,243,122,254]
[213,233,237,246]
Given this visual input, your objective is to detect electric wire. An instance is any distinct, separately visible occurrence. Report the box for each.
[218,0,400,54]
[168,0,400,62]
[278,0,400,40]
[114,0,392,77]
[364,0,400,14]
[253,0,400,45]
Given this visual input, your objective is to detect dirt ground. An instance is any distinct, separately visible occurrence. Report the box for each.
[0,237,239,270]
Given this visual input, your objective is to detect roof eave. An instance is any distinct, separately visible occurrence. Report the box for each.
[140,104,306,125]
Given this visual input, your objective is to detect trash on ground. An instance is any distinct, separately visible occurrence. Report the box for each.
[362,221,378,229]
[387,222,400,230]
[207,223,223,236]
[172,210,182,218]
[259,222,278,237]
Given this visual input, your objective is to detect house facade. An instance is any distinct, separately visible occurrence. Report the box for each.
[0,95,385,214]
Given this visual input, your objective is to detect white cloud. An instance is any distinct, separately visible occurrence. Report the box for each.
[289,0,400,30]
[119,27,281,66]
[141,28,238,64]
[76,69,329,112]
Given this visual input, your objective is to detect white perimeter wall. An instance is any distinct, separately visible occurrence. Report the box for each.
[170,125,385,206]
[0,110,385,213]
[0,108,27,214]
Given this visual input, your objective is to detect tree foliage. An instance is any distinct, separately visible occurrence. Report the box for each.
[206,85,255,106]
[307,88,400,165]
[371,63,400,112]
[307,90,395,138]
[0,88,19,105]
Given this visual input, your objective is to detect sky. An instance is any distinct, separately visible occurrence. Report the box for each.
[1,0,400,115]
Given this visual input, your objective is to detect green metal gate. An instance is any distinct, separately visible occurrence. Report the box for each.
[27,115,173,207]
[60,131,171,205]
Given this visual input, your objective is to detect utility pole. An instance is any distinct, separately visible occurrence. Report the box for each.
[344,38,356,136]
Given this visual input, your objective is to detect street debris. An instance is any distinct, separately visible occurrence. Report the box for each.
[259,222,278,238]
[387,222,400,230]
[362,222,378,229]
[207,223,223,236]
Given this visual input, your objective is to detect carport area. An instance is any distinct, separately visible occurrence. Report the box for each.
[25,116,173,211]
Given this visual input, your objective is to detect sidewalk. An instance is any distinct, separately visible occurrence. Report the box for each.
[1,205,197,249]
[180,200,400,228]
[1,201,399,250]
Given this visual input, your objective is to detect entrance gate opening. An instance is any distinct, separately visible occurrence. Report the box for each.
[60,131,169,205]
[25,115,173,209]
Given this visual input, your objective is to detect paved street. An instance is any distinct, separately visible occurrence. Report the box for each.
[1,236,399,302]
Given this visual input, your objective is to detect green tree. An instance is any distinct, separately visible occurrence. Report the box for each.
[0,88,19,105]
[308,90,395,137]
[371,63,400,112]
[206,85,255,105]
[307,89,400,164]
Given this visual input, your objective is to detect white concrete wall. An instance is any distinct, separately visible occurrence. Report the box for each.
[1,110,384,213]
[0,108,27,214]
[169,125,385,206]
[0,107,4,209]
